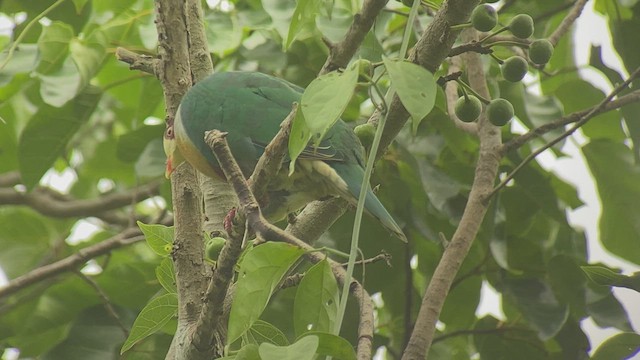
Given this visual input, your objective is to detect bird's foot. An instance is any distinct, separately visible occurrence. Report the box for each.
[224,207,237,235]
[287,213,297,225]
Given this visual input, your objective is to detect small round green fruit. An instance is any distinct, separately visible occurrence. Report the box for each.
[529,39,554,65]
[501,56,528,82]
[471,4,498,32]
[355,59,373,78]
[205,236,226,261]
[487,98,514,126]
[509,14,534,39]
[455,95,482,123]
[354,123,376,147]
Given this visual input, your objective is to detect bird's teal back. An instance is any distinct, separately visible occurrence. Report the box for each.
[175,71,406,241]
[178,72,303,176]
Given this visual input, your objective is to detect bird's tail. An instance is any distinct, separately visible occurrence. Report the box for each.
[331,163,407,243]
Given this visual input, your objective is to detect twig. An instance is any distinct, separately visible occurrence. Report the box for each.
[0,0,66,71]
[445,57,478,134]
[341,251,392,267]
[448,41,493,57]
[533,1,577,23]
[432,326,529,344]
[185,0,213,82]
[205,130,375,360]
[321,0,389,74]
[194,215,243,351]
[490,66,640,199]
[115,47,158,76]
[547,0,588,47]
[74,270,129,337]
[248,105,297,202]
[0,229,145,299]
[502,89,640,152]
[0,171,21,187]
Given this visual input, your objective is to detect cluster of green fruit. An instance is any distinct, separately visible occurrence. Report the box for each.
[472,5,554,77]
[453,4,555,126]
[455,95,513,127]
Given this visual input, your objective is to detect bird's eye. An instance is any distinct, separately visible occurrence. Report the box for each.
[166,127,174,139]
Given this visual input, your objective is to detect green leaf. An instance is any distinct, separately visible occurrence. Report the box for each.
[590,44,640,161]
[382,56,436,133]
[205,11,243,57]
[504,277,569,340]
[286,0,322,49]
[555,79,625,141]
[117,124,165,163]
[548,255,587,313]
[43,306,129,359]
[586,285,633,331]
[258,335,318,360]
[156,258,177,294]
[293,259,339,336]
[234,343,261,360]
[298,332,356,360]
[227,242,305,344]
[582,265,627,286]
[245,320,289,347]
[18,85,102,189]
[300,63,358,145]
[120,293,178,354]
[0,44,38,86]
[38,57,82,107]
[0,208,57,278]
[36,21,74,74]
[262,0,296,42]
[439,273,482,329]
[5,276,100,356]
[137,221,174,257]
[591,332,640,360]
[288,106,311,175]
[69,29,107,90]
[522,90,565,151]
[134,138,166,180]
[473,315,547,360]
[71,0,89,13]
[582,140,640,263]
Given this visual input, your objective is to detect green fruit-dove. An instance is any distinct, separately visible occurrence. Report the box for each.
[164,71,406,242]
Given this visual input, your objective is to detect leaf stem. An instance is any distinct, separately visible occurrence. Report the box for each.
[0,0,67,71]
[333,0,421,337]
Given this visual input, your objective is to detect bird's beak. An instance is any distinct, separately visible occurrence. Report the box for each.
[163,130,177,179]
[165,156,174,179]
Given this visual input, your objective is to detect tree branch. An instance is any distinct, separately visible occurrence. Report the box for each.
[0,171,20,187]
[205,130,375,359]
[547,0,588,47]
[0,181,161,225]
[0,228,145,299]
[321,0,389,74]
[490,66,640,198]
[402,28,501,359]
[115,47,158,76]
[153,1,211,359]
[193,214,242,352]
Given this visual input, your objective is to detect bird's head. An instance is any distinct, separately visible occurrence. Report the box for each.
[163,122,184,178]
